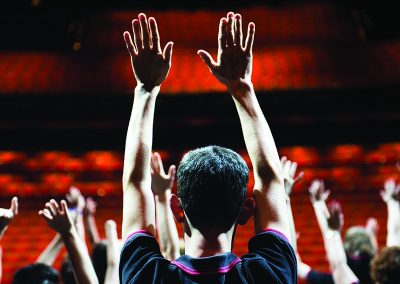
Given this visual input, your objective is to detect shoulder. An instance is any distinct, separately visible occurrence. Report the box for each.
[120,231,172,283]
[241,229,297,283]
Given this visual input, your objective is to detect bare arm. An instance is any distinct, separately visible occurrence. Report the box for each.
[36,233,64,265]
[83,197,101,246]
[0,197,18,284]
[198,12,289,237]
[365,217,379,255]
[281,156,303,251]
[381,179,400,247]
[309,186,358,284]
[39,199,98,284]
[151,152,180,260]
[104,220,120,284]
[121,13,173,239]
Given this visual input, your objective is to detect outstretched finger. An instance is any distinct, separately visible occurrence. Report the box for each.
[218,18,227,51]
[293,171,304,184]
[10,197,18,216]
[226,12,234,47]
[245,22,255,55]
[163,41,174,67]
[60,200,69,214]
[46,202,57,216]
[197,50,217,73]
[153,152,163,174]
[39,209,52,221]
[149,17,161,52]
[289,162,298,177]
[123,32,137,56]
[50,199,60,214]
[234,14,243,48]
[132,19,143,50]
[139,13,150,50]
[168,165,176,189]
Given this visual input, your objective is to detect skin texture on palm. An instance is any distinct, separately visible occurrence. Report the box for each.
[121,13,173,240]
[39,199,98,284]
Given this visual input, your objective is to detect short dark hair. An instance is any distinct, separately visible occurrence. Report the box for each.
[371,246,400,284]
[177,145,249,232]
[13,263,59,284]
[92,241,107,284]
[61,258,76,284]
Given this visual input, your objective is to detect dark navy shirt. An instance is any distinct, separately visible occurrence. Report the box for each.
[119,229,297,283]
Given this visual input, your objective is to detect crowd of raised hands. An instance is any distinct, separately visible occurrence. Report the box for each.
[284,158,400,284]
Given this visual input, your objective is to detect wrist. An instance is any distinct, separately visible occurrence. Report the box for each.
[155,189,171,203]
[228,80,253,95]
[135,83,160,95]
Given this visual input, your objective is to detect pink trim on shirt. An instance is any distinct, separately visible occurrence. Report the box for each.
[124,230,153,243]
[261,228,290,242]
[171,258,241,275]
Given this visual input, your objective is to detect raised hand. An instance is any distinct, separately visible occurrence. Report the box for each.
[309,179,331,203]
[327,200,344,232]
[281,156,304,197]
[366,217,379,235]
[150,152,176,196]
[380,179,400,203]
[83,197,97,217]
[198,12,255,91]
[66,186,86,213]
[39,199,73,235]
[123,13,173,92]
[0,197,18,237]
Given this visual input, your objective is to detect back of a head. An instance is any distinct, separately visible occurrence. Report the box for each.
[177,145,249,232]
[371,246,400,284]
[13,263,59,284]
[61,258,76,284]
[92,241,107,284]
[344,226,375,258]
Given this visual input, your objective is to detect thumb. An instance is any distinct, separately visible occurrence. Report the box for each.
[197,50,217,72]
[10,197,18,216]
[163,41,174,67]
[168,165,176,186]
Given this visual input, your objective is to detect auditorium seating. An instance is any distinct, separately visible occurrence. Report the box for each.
[0,142,398,282]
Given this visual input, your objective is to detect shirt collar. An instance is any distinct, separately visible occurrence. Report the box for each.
[171,253,241,276]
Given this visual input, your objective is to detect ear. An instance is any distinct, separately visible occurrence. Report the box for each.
[170,194,185,223]
[238,197,255,225]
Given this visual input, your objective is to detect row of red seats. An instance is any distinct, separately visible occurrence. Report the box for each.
[1,143,400,170]
[87,3,357,51]
[1,40,399,95]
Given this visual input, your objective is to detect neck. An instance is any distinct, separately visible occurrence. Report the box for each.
[183,225,235,258]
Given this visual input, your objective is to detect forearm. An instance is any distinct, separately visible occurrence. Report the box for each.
[323,230,358,284]
[155,190,180,260]
[104,221,120,284]
[231,83,288,235]
[61,228,99,284]
[85,215,100,246]
[36,233,64,265]
[122,85,158,238]
[312,201,330,235]
[386,200,400,246]
[286,197,297,251]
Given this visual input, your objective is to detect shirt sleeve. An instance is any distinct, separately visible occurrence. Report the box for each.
[119,231,170,284]
[306,269,335,284]
[243,229,297,283]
